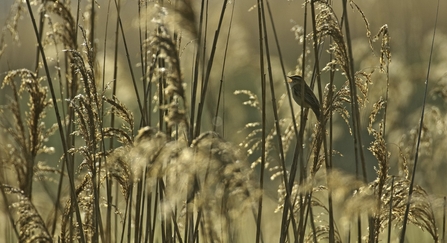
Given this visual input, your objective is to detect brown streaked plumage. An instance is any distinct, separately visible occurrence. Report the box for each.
[288,75,321,119]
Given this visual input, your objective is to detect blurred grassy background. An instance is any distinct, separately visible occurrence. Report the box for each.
[0,0,446,242]
[1,0,446,197]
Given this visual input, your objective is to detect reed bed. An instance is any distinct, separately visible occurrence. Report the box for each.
[0,0,445,242]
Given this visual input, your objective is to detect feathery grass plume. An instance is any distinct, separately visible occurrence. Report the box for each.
[235,89,289,171]
[354,71,373,108]
[69,45,97,101]
[69,94,98,154]
[106,145,132,199]
[107,126,192,234]
[274,178,317,214]
[349,101,438,240]
[367,98,389,181]
[1,185,52,243]
[324,170,366,205]
[63,30,135,242]
[40,0,79,97]
[42,0,81,107]
[102,96,134,144]
[234,90,263,163]
[278,181,345,243]
[144,25,188,130]
[309,82,352,176]
[398,147,410,179]
[399,124,433,166]
[376,177,438,241]
[0,0,24,59]
[66,41,107,166]
[323,81,352,130]
[234,90,261,110]
[431,79,447,103]
[144,1,198,40]
[43,0,77,50]
[172,0,198,38]
[315,2,373,108]
[306,225,342,243]
[422,107,447,165]
[106,127,258,242]
[0,69,55,198]
[42,0,81,100]
[373,24,391,72]
[190,131,258,242]
[315,3,349,75]
[131,126,169,182]
[191,131,257,205]
[150,30,185,99]
[160,0,198,39]
[342,184,377,220]
[368,99,389,184]
[60,173,97,242]
[367,97,391,241]
[2,0,446,241]
[398,106,447,197]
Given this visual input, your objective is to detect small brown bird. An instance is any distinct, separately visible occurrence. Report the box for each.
[288,75,321,119]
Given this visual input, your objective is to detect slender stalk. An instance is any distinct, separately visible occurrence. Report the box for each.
[297,2,309,241]
[309,1,334,242]
[341,2,370,240]
[387,176,395,243]
[23,1,86,242]
[255,0,266,241]
[400,0,440,241]
[193,0,228,139]
[443,196,446,243]
[113,0,146,125]
[213,0,235,134]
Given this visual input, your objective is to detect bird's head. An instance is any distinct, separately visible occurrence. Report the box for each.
[287,75,304,86]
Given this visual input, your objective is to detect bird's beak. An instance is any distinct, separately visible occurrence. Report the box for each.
[287,76,292,83]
